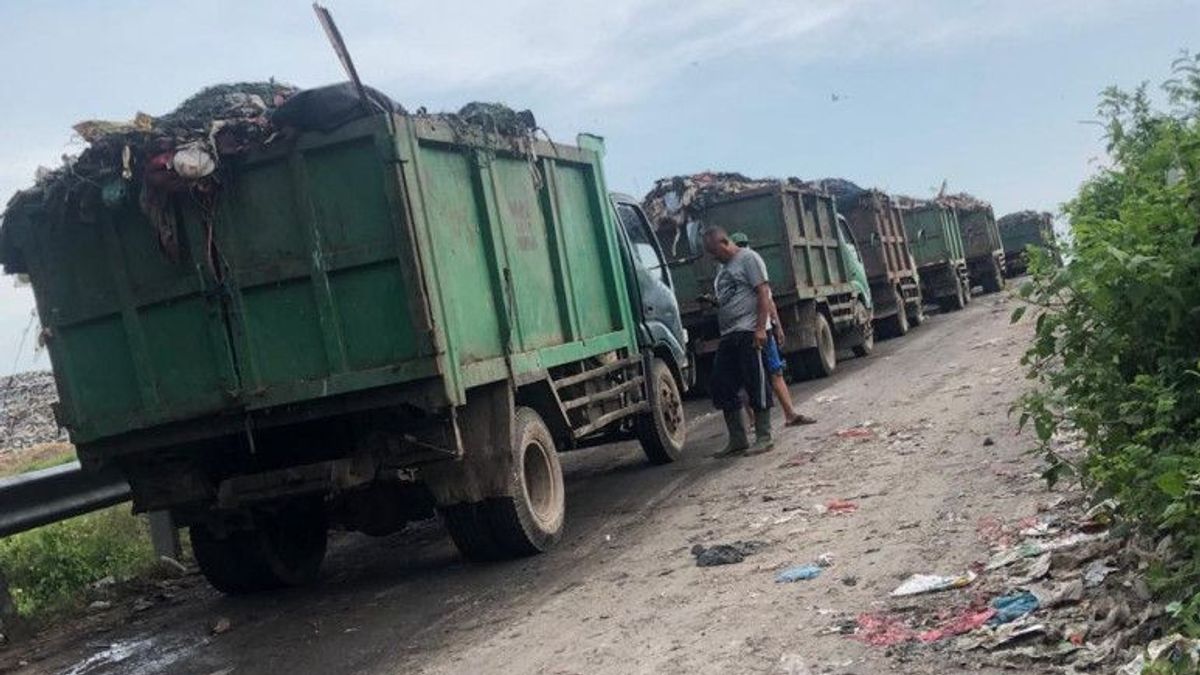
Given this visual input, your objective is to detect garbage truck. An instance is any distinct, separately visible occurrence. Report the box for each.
[947,196,1006,294]
[647,181,874,385]
[998,210,1058,276]
[836,189,924,338]
[0,85,690,593]
[900,199,971,311]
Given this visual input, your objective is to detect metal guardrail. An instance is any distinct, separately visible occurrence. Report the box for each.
[0,462,131,538]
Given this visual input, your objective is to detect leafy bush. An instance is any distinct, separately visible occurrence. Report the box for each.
[0,506,156,617]
[1017,52,1200,632]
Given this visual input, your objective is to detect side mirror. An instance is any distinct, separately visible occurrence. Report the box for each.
[870,231,881,247]
[917,229,927,242]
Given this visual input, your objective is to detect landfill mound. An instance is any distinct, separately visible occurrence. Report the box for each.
[2,81,537,270]
[998,210,1053,230]
[0,371,66,453]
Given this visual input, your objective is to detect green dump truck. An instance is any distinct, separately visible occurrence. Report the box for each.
[837,189,924,338]
[901,200,971,311]
[951,198,1006,294]
[998,210,1057,276]
[652,183,874,384]
[0,97,690,593]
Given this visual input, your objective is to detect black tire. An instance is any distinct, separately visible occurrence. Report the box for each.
[191,500,327,595]
[851,300,875,357]
[981,260,1004,294]
[794,312,836,380]
[908,299,926,327]
[876,288,909,339]
[941,278,967,312]
[443,407,565,561]
[636,358,686,464]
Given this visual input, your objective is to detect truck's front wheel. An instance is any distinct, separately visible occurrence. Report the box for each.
[190,499,327,595]
[442,407,565,561]
[636,358,686,464]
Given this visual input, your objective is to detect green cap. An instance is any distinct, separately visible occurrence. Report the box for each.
[730,232,749,247]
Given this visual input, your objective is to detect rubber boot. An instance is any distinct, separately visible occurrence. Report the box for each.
[711,409,750,458]
[745,408,774,455]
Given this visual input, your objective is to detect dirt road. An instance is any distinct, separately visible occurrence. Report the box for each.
[6,291,1054,675]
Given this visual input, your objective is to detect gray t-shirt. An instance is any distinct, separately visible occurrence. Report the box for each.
[714,248,768,335]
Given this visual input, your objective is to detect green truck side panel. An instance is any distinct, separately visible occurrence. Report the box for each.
[902,203,967,266]
[956,207,1002,259]
[667,186,852,318]
[9,114,636,447]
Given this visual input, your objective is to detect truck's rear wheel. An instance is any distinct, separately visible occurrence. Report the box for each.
[877,288,909,339]
[851,300,875,357]
[981,259,1004,294]
[191,500,327,595]
[442,407,565,561]
[907,298,926,327]
[794,313,836,380]
[636,358,686,464]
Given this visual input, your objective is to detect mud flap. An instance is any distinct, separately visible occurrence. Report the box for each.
[419,382,515,506]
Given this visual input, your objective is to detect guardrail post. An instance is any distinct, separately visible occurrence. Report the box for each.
[147,511,181,561]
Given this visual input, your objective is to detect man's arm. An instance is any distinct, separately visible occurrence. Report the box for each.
[754,283,772,349]
[770,296,784,347]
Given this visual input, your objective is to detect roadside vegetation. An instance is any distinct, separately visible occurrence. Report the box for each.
[1017,52,1200,634]
[0,445,159,619]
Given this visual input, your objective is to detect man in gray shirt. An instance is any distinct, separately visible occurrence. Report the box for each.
[702,226,774,456]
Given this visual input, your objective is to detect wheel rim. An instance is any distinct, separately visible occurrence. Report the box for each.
[658,372,685,443]
[522,439,558,527]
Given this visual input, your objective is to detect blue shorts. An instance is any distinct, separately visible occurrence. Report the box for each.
[762,334,785,374]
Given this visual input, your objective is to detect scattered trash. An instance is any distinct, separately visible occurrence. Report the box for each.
[211,616,232,636]
[852,612,914,646]
[691,540,767,567]
[835,427,874,440]
[987,591,1039,625]
[985,542,1043,570]
[891,571,976,597]
[982,621,1047,650]
[776,564,823,583]
[1118,634,1200,675]
[816,552,835,567]
[824,499,858,515]
[982,436,995,446]
[1083,559,1118,587]
[87,600,112,612]
[841,576,859,587]
[917,607,996,643]
[813,394,841,404]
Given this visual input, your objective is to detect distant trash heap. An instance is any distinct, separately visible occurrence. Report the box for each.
[997,210,1053,230]
[2,80,536,267]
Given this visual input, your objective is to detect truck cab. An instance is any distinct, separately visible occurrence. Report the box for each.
[610,194,690,390]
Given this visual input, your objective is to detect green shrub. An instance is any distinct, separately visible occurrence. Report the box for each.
[0,506,156,617]
[1017,52,1200,633]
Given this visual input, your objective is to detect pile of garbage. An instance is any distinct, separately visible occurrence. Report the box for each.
[938,192,992,213]
[998,210,1054,231]
[807,177,867,204]
[839,495,1185,673]
[0,371,66,453]
[2,79,538,270]
[641,172,813,259]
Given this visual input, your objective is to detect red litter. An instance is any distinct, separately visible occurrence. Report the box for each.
[917,607,996,643]
[852,612,914,647]
[825,499,858,514]
[835,427,874,439]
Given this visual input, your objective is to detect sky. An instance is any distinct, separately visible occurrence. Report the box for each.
[0,0,1196,372]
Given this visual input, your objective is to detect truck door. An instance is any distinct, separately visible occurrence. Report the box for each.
[836,215,872,309]
[612,198,688,370]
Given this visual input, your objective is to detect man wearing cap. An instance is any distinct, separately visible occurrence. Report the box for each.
[702,226,774,456]
[731,232,817,428]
